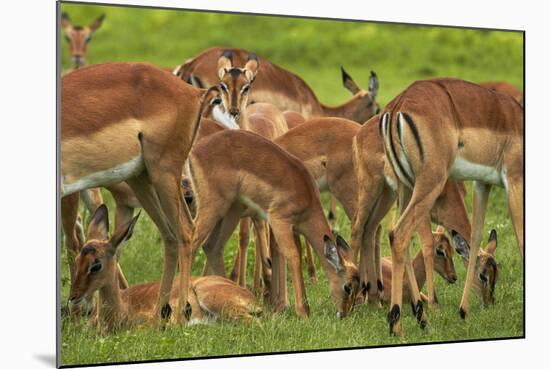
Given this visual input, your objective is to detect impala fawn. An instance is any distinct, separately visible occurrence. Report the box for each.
[188,130,361,318]
[69,205,262,332]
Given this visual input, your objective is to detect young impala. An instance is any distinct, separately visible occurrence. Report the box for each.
[69,205,261,332]
[380,78,522,335]
[175,47,380,123]
[61,62,225,323]
[61,12,105,70]
[188,130,361,318]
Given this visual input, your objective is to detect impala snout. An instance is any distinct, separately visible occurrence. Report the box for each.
[73,55,84,68]
[447,274,457,284]
[229,108,240,119]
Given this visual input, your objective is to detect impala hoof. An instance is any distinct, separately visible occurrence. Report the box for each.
[161,303,172,320]
[459,307,467,320]
[387,304,401,335]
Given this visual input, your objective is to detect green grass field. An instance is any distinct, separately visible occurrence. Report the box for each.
[59,2,524,366]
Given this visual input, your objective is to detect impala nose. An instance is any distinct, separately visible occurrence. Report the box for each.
[448,274,457,284]
[73,55,83,68]
[229,108,239,118]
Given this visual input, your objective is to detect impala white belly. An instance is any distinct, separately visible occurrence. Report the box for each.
[450,156,502,186]
[61,154,144,197]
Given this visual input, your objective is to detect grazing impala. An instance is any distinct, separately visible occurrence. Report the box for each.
[175,47,380,123]
[69,205,261,332]
[378,226,457,304]
[61,12,105,69]
[379,78,523,335]
[61,62,225,323]
[188,130,361,318]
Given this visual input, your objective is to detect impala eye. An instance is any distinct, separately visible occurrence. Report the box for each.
[219,83,228,93]
[89,262,102,274]
[241,85,250,95]
[85,35,92,43]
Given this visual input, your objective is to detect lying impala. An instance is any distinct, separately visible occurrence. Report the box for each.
[61,62,225,323]
[61,12,105,70]
[175,47,380,122]
[188,130,361,318]
[380,78,522,335]
[69,205,261,332]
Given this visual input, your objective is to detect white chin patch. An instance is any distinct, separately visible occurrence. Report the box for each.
[212,105,240,130]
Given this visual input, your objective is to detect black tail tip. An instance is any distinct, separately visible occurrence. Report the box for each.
[489,229,497,242]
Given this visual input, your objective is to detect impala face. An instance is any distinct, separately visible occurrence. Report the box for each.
[324,235,361,318]
[68,205,140,305]
[216,50,259,125]
[61,12,105,69]
[452,229,499,305]
[433,233,458,284]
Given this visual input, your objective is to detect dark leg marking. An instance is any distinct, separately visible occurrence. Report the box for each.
[460,307,467,320]
[161,303,172,320]
[377,279,384,292]
[184,302,193,321]
[387,304,401,334]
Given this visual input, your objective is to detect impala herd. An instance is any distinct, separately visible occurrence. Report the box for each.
[61,13,523,337]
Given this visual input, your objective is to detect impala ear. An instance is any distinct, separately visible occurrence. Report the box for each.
[451,230,470,260]
[341,66,360,95]
[335,234,351,261]
[324,235,344,274]
[108,212,141,255]
[486,229,498,255]
[435,225,445,234]
[61,12,72,32]
[368,71,379,99]
[88,14,106,32]
[87,204,109,241]
[217,50,233,80]
[244,53,259,83]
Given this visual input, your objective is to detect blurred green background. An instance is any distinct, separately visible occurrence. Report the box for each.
[60,2,523,107]
[60,2,524,366]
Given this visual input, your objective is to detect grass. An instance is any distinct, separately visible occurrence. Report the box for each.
[59,2,524,366]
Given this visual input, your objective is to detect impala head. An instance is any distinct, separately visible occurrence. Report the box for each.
[452,229,499,305]
[433,226,457,284]
[68,205,140,306]
[216,50,259,125]
[61,12,105,69]
[340,67,380,122]
[323,235,361,319]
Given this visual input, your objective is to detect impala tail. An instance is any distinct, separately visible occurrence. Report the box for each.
[380,111,424,190]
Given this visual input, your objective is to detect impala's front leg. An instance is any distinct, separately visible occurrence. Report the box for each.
[459,181,490,319]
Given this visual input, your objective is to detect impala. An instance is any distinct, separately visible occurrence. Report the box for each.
[175,47,380,123]
[69,205,261,332]
[61,62,225,323]
[61,12,105,69]
[188,130,361,318]
[380,78,522,335]
[480,81,523,105]
[378,226,457,304]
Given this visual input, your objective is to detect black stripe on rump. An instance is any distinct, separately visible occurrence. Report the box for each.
[401,111,424,162]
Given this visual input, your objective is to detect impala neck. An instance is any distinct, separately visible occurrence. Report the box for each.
[319,95,365,122]
[239,111,252,131]
[412,250,426,291]
[98,269,128,328]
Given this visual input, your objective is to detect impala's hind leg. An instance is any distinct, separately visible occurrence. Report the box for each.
[271,221,309,318]
[252,218,272,304]
[270,229,288,311]
[418,217,437,307]
[388,179,446,335]
[229,218,251,285]
[505,176,524,257]
[294,234,317,284]
[459,181,490,319]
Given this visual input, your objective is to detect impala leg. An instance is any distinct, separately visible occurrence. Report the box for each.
[253,241,262,292]
[79,188,103,214]
[61,193,81,286]
[505,176,524,257]
[459,181,490,319]
[327,194,338,232]
[304,240,318,284]
[272,222,309,318]
[126,174,182,323]
[252,218,272,304]
[270,229,288,311]
[238,218,251,286]
[389,180,445,335]
[418,217,437,307]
